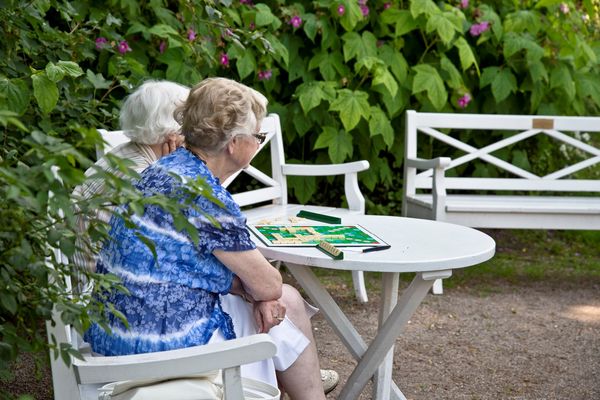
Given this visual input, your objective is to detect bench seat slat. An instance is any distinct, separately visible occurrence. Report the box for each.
[414,177,600,192]
[408,194,600,214]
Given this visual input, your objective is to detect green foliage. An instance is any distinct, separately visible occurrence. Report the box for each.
[1,0,600,396]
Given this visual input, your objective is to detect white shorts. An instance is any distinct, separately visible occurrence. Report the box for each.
[212,294,317,387]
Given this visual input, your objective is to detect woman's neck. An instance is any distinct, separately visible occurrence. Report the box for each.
[187,145,234,182]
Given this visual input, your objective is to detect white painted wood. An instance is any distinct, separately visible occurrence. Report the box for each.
[403,110,600,293]
[260,216,488,400]
[96,129,129,159]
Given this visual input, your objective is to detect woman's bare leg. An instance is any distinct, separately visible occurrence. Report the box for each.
[276,284,326,400]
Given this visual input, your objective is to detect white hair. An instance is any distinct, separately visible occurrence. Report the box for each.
[119,80,190,145]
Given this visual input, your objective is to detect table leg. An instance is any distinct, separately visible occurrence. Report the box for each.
[285,263,406,400]
[374,272,400,400]
[338,270,452,400]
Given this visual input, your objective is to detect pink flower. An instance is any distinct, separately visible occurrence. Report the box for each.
[383,2,392,9]
[457,93,471,108]
[360,5,370,16]
[337,4,345,15]
[459,0,469,9]
[249,22,256,30]
[258,69,272,81]
[289,15,302,28]
[220,53,229,66]
[469,21,490,36]
[559,3,569,14]
[117,40,131,54]
[159,41,167,53]
[240,0,253,4]
[358,0,367,5]
[95,37,108,50]
[187,29,196,41]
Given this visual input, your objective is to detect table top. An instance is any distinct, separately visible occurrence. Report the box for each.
[245,208,496,273]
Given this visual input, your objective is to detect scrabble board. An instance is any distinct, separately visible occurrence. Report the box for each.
[248,224,387,247]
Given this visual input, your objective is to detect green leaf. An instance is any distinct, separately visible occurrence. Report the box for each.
[341,31,377,62]
[148,23,179,38]
[0,292,17,315]
[86,70,112,89]
[31,73,58,114]
[440,56,463,89]
[372,66,398,97]
[255,4,280,28]
[528,60,548,83]
[512,150,531,171]
[57,61,84,78]
[236,51,256,80]
[550,64,575,100]
[329,89,370,131]
[412,64,447,110]
[355,56,384,72]
[264,33,289,66]
[480,67,500,88]
[288,175,316,204]
[381,9,418,37]
[504,10,541,35]
[45,62,65,82]
[314,126,353,163]
[426,14,456,45]
[503,32,544,61]
[339,2,363,31]
[0,79,30,115]
[576,73,600,108]
[296,81,336,113]
[303,13,318,41]
[491,69,518,102]
[378,44,408,82]
[368,106,394,148]
[308,51,346,81]
[454,37,478,73]
[410,0,440,17]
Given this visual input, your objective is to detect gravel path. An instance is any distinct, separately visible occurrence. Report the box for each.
[3,276,599,400]
[315,281,600,400]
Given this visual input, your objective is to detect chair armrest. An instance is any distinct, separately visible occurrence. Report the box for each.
[282,161,369,213]
[281,160,369,176]
[405,157,451,170]
[73,334,277,384]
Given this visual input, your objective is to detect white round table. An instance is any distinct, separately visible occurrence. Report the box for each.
[247,212,495,400]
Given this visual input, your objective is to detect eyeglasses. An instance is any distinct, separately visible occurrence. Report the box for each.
[252,132,267,144]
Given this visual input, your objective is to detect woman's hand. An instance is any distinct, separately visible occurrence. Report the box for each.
[159,133,185,157]
[253,299,286,333]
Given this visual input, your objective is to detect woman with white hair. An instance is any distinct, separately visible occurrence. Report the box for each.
[72,80,189,273]
[84,78,331,399]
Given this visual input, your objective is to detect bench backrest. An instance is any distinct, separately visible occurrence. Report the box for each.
[98,114,288,208]
[404,110,600,194]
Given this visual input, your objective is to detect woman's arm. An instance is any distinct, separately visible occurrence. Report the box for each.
[213,248,282,301]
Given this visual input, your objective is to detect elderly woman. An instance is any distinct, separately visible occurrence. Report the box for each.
[72,80,188,273]
[84,78,328,399]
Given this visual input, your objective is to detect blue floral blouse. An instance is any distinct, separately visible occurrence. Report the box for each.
[84,148,256,356]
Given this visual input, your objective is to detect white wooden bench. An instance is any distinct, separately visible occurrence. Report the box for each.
[98,113,371,302]
[402,110,600,293]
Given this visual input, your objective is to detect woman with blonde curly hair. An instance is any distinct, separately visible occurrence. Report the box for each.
[85,77,329,399]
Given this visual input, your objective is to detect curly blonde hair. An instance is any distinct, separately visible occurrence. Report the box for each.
[175,77,268,154]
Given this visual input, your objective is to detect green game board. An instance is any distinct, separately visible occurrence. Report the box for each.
[248,224,387,247]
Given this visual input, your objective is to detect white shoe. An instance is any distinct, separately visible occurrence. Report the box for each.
[321,369,339,394]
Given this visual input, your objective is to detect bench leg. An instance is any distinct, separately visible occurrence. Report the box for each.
[352,271,368,303]
[431,278,444,295]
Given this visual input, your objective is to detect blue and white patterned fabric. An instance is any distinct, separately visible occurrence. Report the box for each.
[84,147,256,356]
